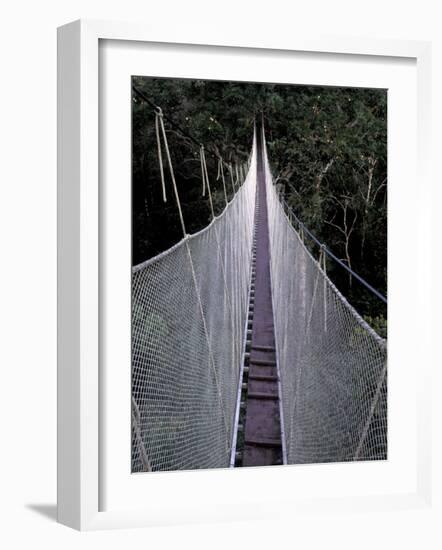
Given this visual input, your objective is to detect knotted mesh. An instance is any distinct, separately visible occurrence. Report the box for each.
[263,139,387,464]
[131,138,256,472]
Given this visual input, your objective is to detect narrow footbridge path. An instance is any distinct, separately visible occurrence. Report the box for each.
[242,131,284,466]
[131,110,388,473]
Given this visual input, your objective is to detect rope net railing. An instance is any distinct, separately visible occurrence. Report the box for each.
[131,133,257,472]
[263,135,387,464]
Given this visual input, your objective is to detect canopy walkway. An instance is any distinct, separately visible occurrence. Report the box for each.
[240,129,283,467]
[132,121,387,472]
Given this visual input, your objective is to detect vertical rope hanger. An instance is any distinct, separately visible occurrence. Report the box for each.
[131,396,152,472]
[154,108,230,444]
[353,358,387,460]
[133,89,263,467]
[200,146,215,218]
[217,157,229,206]
[200,145,207,198]
[229,163,236,194]
[155,107,186,236]
[155,107,229,444]
[321,244,328,333]
[200,145,237,451]
[155,109,167,203]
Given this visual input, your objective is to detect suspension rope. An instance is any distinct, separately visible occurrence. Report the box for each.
[321,244,328,333]
[262,129,387,465]
[200,144,238,452]
[131,131,257,471]
[217,157,228,206]
[155,109,167,203]
[200,146,215,218]
[235,164,240,188]
[186,243,231,449]
[131,396,152,472]
[133,84,247,177]
[133,85,202,150]
[229,163,236,193]
[200,145,207,197]
[156,112,231,449]
[201,146,235,308]
[262,123,384,304]
[134,83,253,222]
[156,107,186,236]
[353,358,388,460]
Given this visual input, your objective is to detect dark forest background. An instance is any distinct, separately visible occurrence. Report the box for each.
[132,77,387,335]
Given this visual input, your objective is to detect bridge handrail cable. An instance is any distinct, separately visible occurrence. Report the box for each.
[279,198,387,305]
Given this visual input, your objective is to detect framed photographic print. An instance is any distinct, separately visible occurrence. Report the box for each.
[57,19,432,530]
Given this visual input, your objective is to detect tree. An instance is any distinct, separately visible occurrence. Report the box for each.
[132,77,387,320]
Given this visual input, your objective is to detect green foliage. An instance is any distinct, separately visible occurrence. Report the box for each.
[363,315,387,339]
[132,77,387,322]
[132,304,170,347]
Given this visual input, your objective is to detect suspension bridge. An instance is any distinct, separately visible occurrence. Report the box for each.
[131,111,387,472]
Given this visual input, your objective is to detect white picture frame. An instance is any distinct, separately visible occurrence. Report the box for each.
[57,19,432,531]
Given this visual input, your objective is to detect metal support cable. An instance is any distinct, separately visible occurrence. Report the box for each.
[281,199,387,305]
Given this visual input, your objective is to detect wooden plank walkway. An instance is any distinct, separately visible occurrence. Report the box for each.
[242,130,283,467]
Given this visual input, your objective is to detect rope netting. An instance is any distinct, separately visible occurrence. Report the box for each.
[131,135,257,472]
[263,136,388,464]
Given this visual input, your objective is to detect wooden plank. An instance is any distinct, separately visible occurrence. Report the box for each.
[242,129,283,468]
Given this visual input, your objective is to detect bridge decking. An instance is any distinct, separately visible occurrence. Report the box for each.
[242,133,283,467]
